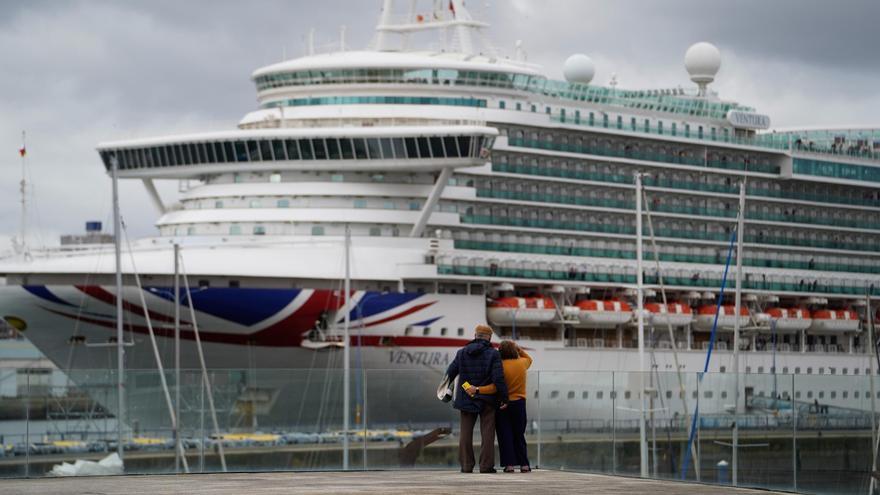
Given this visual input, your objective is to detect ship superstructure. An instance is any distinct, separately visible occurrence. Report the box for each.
[1,0,880,426]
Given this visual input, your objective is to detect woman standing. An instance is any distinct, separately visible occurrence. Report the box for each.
[496,340,532,472]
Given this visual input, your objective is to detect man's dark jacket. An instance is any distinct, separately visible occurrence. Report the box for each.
[445,338,508,413]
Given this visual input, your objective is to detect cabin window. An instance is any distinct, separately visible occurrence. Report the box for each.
[596,391,603,400]
[423,327,430,336]
[818,391,825,399]
[582,391,589,399]
[550,391,559,399]
[807,391,813,399]
[567,391,575,399]
[277,199,289,208]
[253,225,266,235]
[457,328,464,336]
[704,391,713,399]
[311,226,325,236]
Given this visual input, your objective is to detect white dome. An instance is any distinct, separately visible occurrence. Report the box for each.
[684,42,721,84]
[563,54,595,84]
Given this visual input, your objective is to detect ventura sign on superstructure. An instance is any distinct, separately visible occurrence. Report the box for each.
[727,110,771,130]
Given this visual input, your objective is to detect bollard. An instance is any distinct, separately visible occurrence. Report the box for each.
[717,459,729,484]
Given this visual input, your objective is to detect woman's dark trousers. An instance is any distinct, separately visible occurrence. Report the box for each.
[496,399,529,467]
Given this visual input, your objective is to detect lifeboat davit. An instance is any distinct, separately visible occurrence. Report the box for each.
[808,309,860,332]
[575,300,633,328]
[646,302,694,327]
[766,308,812,332]
[487,297,556,325]
[693,305,750,331]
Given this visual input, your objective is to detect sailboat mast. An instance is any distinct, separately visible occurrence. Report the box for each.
[343,224,351,470]
[732,179,747,486]
[111,154,125,463]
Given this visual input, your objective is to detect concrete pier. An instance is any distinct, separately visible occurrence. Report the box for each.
[1,470,790,494]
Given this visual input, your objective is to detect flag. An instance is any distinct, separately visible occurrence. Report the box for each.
[19,146,26,157]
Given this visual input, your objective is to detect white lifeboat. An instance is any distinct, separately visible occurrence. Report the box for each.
[487,297,556,325]
[766,308,812,332]
[646,302,694,327]
[575,300,633,328]
[693,305,749,331]
[808,309,860,332]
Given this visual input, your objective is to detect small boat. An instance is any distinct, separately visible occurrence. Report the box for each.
[694,304,749,331]
[487,297,557,325]
[808,309,859,332]
[646,302,694,327]
[575,300,633,328]
[765,308,812,332]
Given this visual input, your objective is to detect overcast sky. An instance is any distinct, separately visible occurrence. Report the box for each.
[1,0,878,253]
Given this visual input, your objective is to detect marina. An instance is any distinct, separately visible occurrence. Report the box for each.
[1,0,879,493]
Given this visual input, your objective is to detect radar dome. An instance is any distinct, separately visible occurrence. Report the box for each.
[563,54,595,84]
[684,42,721,84]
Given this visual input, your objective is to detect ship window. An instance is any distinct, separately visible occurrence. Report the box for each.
[196,143,207,163]
[596,391,604,399]
[692,391,698,399]
[843,391,848,399]
[339,138,354,159]
[311,226,325,236]
[380,138,394,159]
[624,391,631,399]
[259,140,273,160]
[854,369,859,375]
[423,327,430,336]
[354,199,367,208]
[299,139,315,160]
[353,138,368,159]
[704,391,713,399]
[173,144,185,165]
[285,139,300,160]
[215,200,223,208]
[444,136,460,157]
[783,367,789,374]
[583,391,589,399]
[250,200,261,208]
[404,326,412,336]
[721,391,728,399]
[325,138,340,159]
[610,391,617,399]
[247,140,260,161]
[795,367,801,374]
[430,137,445,158]
[499,100,505,109]
[530,104,536,112]
[720,366,726,373]
[253,225,266,235]
[179,144,191,165]
[366,138,383,159]
[272,140,286,160]
[221,142,234,163]
[457,136,472,157]
[404,137,419,158]
[198,279,210,288]
[229,225,241,235]
[457,328,464,336]
[818,391,824,399]
[567,391,575,399]
[391,138,406,158]
[795,391,801,399]
[516,102,522,111]
[550,391,559,399]
[270,173,281,183]
[440,327,447,336]
[843,368,848,375]
[666,391,672,399]
[277,199,289,208]
[807,367,812,374]
[234,141,248,162]
[369,227,381,236]
[187,226,196,235]
[758,367,764,373]
[151,147,164,167]
[311,139,327,160]
[331,174,344,182]
[819,367,824,374]
[806,391,813,399]
[417,137,431,158]
[229,280,240,288]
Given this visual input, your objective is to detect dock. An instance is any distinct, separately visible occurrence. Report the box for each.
[0,470,790,494]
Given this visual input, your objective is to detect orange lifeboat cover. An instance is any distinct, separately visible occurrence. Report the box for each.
[489,297,556,309]
[646,302,693,314]
[697,304,748,316]
[576,300,632,311]
[812,309,855,320]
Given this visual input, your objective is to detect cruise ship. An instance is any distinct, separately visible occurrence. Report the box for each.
[1,0,879,428]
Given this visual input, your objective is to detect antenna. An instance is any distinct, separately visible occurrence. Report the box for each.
[340,25,347,52]
[308,28,315,55]
[15,130,29,258]
[374,0,492,55]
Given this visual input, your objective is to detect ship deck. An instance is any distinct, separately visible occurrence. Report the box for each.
[1,469,790,494]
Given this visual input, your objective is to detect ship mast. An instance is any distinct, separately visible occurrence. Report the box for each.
[110,154,125,463]
[17,130,29,258]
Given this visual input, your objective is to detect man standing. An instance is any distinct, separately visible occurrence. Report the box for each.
[445,324,508,473]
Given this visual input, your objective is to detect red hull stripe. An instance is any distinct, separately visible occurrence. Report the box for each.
[42,306,483,348]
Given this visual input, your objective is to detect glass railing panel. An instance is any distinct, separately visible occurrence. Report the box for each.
[0,367,32,478]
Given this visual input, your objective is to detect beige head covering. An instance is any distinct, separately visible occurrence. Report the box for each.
[474,324,493,339]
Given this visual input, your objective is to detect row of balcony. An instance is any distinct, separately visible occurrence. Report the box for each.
[490,162,880,209]
[452,239,880,275]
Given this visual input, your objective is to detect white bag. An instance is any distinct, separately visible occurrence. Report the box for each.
[436,374,454,403]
